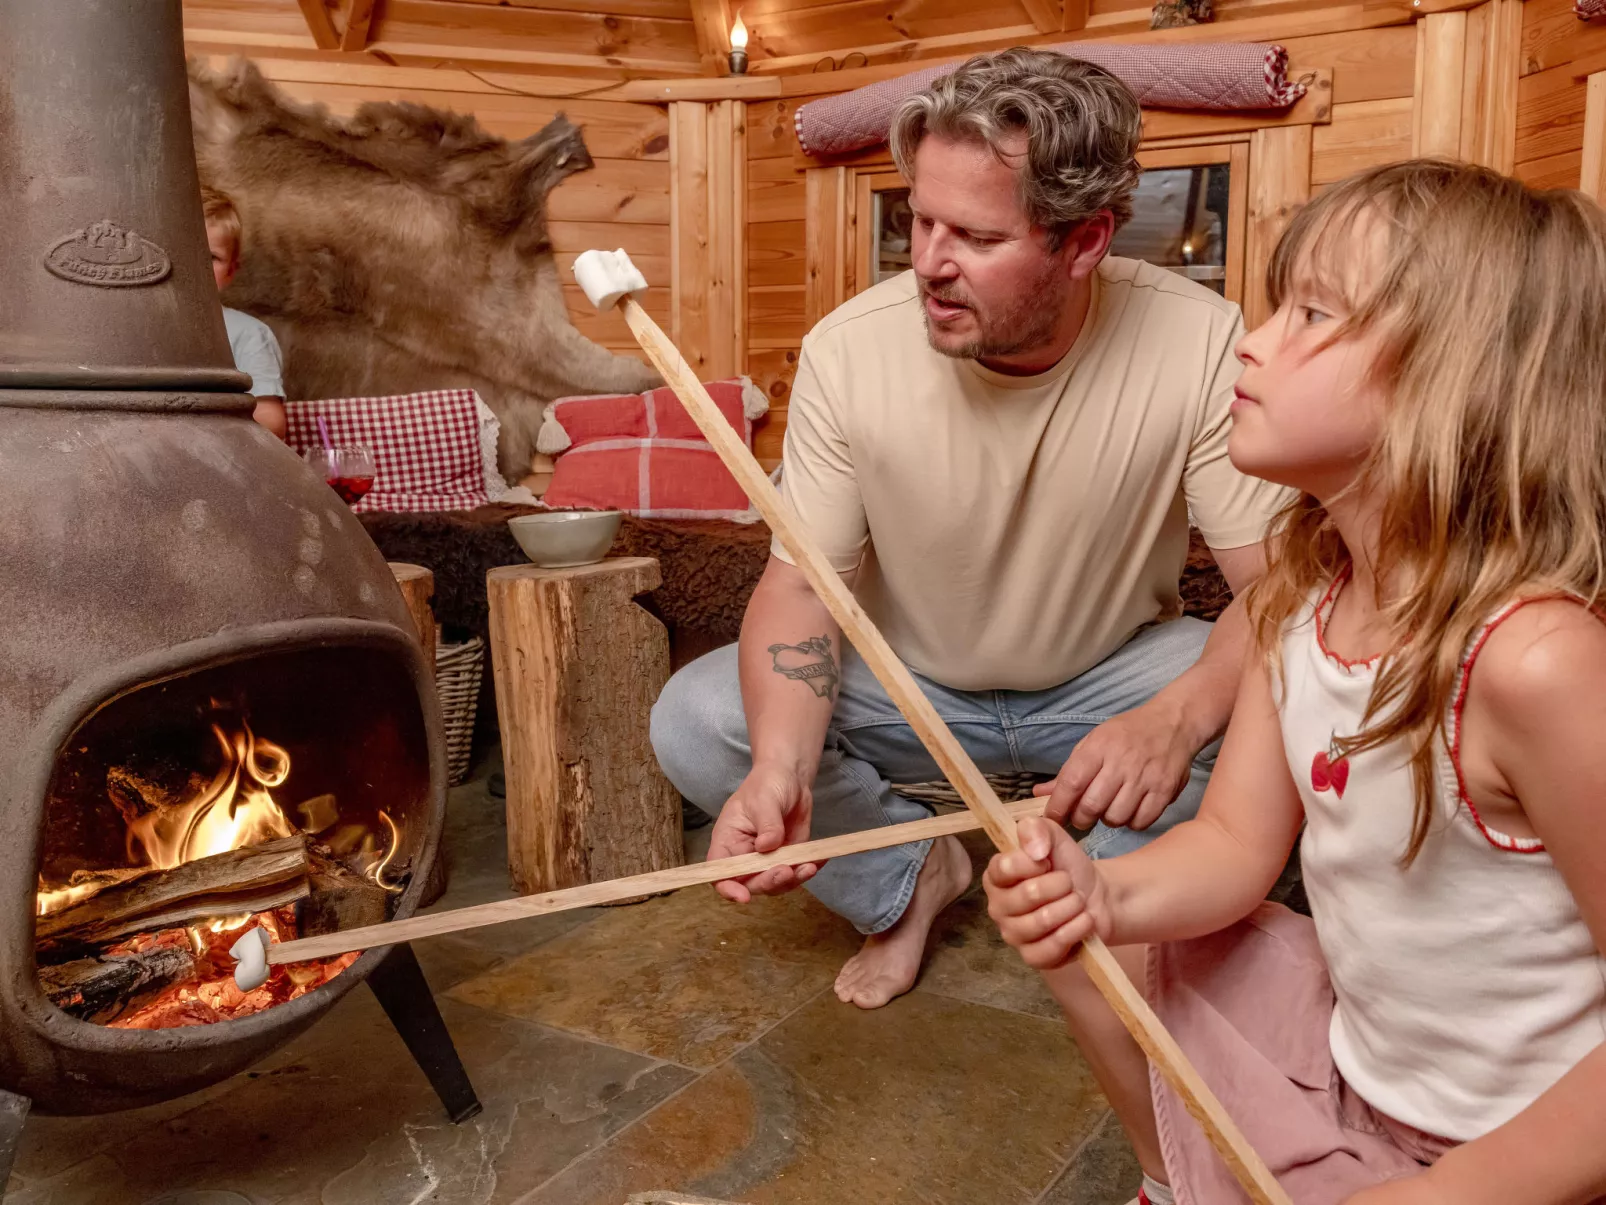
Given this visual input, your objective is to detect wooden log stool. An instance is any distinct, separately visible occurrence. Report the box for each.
[487,557,683,895]
[389,562,438,668]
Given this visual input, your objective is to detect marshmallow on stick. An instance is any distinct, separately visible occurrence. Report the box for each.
[572,249,649,312]
[231,925,271,992]
[569,247,1293,1205]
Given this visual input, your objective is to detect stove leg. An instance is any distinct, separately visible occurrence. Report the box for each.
[0,1087,30,1190]
[368,943,483,1124]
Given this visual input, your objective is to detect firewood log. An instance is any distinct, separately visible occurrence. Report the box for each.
[298,847,391,937]
[35,835,310,952]
[37,944,197,1022]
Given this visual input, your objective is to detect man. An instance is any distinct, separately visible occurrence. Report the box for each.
[651,49,1289,1010]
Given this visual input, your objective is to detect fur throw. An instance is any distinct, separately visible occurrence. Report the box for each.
[189,58,660,480]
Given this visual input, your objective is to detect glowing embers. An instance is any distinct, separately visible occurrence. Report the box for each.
[103,908,359,1031]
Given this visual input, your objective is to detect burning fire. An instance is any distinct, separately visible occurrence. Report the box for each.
[37,880,105,918]
[35,715,407,1028]
[126,722,295,869]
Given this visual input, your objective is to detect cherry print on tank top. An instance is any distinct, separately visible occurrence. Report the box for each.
[1310,734,1350,797]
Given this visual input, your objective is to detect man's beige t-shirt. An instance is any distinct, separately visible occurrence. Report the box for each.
[772,256,1290,692]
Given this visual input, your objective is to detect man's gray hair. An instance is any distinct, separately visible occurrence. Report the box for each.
[889,48,1143,245]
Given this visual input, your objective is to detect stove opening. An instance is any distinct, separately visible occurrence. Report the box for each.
[34,645,430,1030]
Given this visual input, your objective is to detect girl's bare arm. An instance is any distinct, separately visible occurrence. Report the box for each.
[986,650,1306,961]
[1400,602,1606,1205]
[1097,648,1307,945]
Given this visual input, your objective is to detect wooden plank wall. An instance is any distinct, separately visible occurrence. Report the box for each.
[189,55,674,362]
[1515,0,1606,188]
[743,17,1418,464]
[747,98,810,465]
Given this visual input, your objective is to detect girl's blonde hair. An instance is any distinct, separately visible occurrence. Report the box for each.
[1248,159,1606,863]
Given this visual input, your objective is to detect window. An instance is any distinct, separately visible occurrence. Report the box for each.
[1109,163,1233,294]
[855,142,1248,304]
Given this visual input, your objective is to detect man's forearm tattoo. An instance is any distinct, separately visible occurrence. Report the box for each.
[768,635,840,700]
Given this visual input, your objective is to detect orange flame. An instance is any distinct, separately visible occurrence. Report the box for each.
[125,722,295,869]
[36,881,102,918]
[370,810,405,893]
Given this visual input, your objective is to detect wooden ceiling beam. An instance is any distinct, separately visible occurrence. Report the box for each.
[691,0,735,65]
[363,40,703,76]
[447,0,689,14]
[1019,0,1065,35]
[742,0,1415,81]
[340,0,378,51]
[368,0,703,72]
[184,37,703,82]
[296,0,342,50]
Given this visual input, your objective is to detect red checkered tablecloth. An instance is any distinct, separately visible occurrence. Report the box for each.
[285,389,497,513]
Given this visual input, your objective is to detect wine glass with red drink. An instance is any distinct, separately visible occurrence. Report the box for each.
[303,445,376,506]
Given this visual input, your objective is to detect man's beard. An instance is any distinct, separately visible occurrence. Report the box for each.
[919,262,1071,361]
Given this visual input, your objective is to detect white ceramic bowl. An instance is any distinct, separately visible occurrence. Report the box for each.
[507,510,622,568]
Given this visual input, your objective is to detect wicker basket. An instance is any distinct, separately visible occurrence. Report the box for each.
[435,635,484,787]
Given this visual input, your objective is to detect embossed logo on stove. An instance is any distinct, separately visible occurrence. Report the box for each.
[43,220,172,287]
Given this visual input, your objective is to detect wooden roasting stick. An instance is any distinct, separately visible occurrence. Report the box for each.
[606,292,1292,1205]
[270,797,1049,962]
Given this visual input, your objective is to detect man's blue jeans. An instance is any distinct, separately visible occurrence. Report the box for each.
[650,617,1218,935]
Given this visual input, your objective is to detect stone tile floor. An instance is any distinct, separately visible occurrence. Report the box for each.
[7,749,1140,1205]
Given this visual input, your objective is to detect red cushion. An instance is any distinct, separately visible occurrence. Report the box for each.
[543,379,758,519]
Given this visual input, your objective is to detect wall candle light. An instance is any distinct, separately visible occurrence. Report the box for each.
[728,12,749,74]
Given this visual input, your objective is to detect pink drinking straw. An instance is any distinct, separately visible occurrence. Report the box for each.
[316,416,333,452]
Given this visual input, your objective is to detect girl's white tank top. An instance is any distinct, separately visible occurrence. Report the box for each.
[1280,576,1606,1141]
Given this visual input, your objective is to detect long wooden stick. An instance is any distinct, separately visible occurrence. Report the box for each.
[612,297,1292,1205]
[269,799,1048,964]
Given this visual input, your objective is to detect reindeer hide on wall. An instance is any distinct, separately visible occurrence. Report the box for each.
[188,59,660,480]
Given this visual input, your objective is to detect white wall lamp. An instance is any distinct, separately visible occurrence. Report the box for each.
[728,11,749,74]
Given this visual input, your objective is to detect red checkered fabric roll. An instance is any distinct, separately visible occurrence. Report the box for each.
[539,378,768,520]
[794,43,1308,159]
[1578,0,1605,20]
[284,388,499,513]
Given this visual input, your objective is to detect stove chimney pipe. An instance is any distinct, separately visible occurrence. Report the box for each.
[0,0,250,402]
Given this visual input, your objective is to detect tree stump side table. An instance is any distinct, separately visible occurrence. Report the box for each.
[487,557,684,895]
[389,562,438,668]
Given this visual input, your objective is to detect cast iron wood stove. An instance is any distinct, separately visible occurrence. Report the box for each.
[0,0,480,1182]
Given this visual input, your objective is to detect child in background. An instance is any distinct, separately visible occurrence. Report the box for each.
[202,186,286,440]
[984,160,1606,1205]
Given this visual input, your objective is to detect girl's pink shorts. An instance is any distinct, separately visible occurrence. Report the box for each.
[1147,902,1455,1205]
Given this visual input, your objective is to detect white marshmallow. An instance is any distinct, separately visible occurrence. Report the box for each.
[572,248,649,311]
[230,926,272,992]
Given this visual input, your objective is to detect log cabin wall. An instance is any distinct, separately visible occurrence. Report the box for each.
[736,0,1479,467]
[1515,0,1606,198]
[180,0,1541,473]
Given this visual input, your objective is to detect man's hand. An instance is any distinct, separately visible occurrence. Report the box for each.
[706,761,822,903]
[984,816,1111,969]
[1038,698,1198,831]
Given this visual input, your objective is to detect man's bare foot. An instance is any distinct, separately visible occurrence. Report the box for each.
[833,833,972,1010]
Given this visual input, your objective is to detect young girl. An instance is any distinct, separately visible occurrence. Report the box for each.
[985,160,1606,1205]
